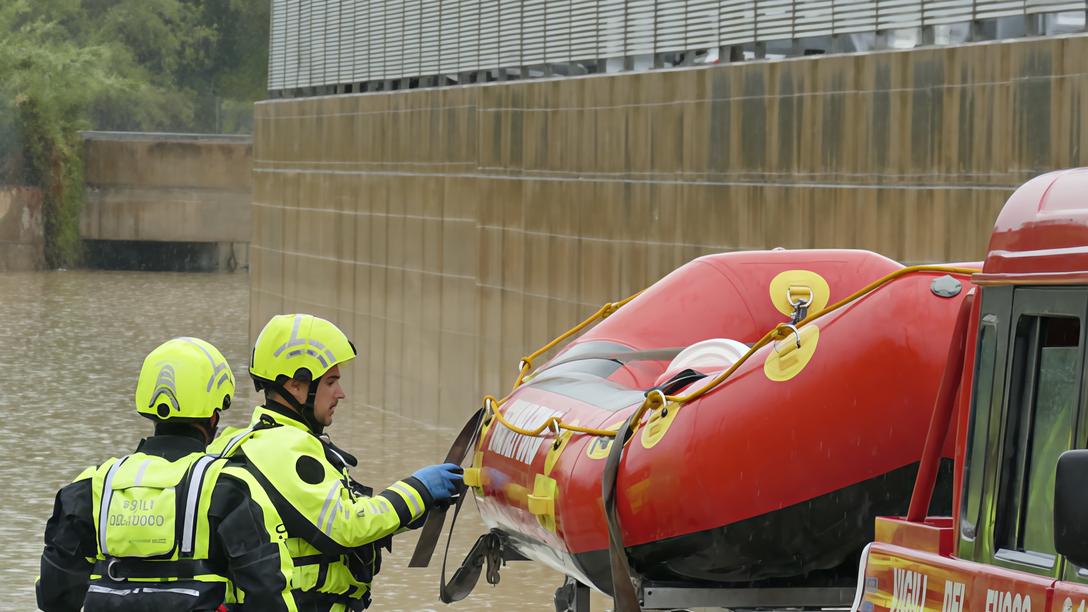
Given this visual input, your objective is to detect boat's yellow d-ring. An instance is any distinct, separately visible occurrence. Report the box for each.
[764,324,820,381]
[769,270,830,318]
[641,401,682,449]
[544,420,577,476]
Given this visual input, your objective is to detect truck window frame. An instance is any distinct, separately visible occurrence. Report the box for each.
[985,288,1087,577]
[960,286,1012,564]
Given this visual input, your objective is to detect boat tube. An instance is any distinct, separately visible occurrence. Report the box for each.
[465,249,974,593]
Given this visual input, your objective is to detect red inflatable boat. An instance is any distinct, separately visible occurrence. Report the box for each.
[461,249,976,597]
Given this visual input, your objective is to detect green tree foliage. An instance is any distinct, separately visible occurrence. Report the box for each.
[196,0,273,132]
[0,0,269,266]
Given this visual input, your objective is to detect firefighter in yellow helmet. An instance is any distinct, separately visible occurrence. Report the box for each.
[37,338,297,612]
[208,314,463,611]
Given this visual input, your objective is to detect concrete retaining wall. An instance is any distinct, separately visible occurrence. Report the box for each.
[251,35,1088,425]
[0,187,44,271]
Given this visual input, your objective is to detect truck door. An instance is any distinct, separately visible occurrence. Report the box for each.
[853,286,1087,612]
[977,288,1087,580]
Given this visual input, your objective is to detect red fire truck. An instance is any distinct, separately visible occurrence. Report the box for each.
[853,167,1088,612]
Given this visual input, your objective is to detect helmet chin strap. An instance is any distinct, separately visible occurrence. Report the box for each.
[303,378,322,435]
[266,378,325,435]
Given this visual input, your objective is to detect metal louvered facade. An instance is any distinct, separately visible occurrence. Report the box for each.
[266,0,1087,92]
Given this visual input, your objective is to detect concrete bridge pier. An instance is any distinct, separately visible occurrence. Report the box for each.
[80,132,251,272]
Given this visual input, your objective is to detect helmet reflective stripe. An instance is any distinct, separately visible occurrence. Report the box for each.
[307,337,338,364]
[271,315,307,358]
[176,337,231,393]
[267,311,335,363]
[135,337,235,421]
[181,456,218,555]
[272,316,338,369]
[149,365,180,412]
[286,348,330,369]
[251,314,356,386]
[97,456,131,556]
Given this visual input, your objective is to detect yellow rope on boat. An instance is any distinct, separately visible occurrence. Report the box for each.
[483,264,981,440]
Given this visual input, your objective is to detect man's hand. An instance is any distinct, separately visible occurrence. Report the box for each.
[411,463,465,506]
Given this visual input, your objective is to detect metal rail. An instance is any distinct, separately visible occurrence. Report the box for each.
[269,0,1087,93]
[551,579,854,611]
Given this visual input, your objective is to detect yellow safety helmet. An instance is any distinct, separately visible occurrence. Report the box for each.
[250,314,357,389]
[135,337,235,421]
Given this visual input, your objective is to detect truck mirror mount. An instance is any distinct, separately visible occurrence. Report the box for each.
[1055,449,1088,568]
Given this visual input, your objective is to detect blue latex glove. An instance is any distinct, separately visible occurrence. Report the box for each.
[411,463,464,504]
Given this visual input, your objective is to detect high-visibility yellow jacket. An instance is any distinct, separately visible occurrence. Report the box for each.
[207,404,432,611]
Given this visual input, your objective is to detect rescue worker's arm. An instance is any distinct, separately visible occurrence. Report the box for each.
[244,433,434,553]
[36,476,95,612]
[212,467,297,612]
[279,467,432,553]
[297,464,464,549]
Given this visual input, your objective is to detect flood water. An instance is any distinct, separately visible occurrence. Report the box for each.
[1,270,611,611]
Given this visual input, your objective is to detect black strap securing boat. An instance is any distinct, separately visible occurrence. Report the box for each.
[438,530,505,603]
[602,412,643,612]
[408,407,484,569]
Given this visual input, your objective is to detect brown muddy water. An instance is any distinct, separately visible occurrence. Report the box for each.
[1,270,612,611]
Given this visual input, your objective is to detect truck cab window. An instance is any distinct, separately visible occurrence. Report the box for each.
[996,315,1081,565]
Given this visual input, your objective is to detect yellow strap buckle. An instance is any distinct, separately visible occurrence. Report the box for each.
[527,474,558,532]
[463,467,482,488]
